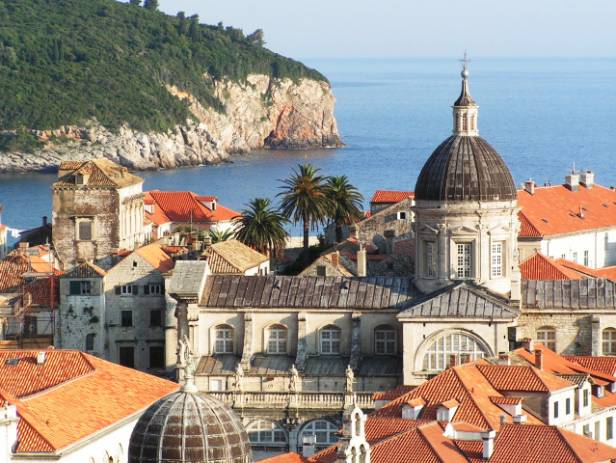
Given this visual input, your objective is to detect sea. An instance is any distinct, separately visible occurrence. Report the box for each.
[0,58,615,238]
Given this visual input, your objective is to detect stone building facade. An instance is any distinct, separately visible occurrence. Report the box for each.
[52,159,146,270]
[56,243,171,372]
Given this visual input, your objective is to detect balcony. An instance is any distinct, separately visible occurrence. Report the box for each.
[207,391,375,410]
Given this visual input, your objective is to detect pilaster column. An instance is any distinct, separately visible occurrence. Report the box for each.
[350,312,361,369]
[296,312,307,371]
[241,313,254,370]
[591,316,601,356]
[437,224,449,283]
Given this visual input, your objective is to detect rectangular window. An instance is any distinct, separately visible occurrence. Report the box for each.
[584,250,590,267]
[119,346,135,368]
[69,280,92,295]
[608,417,614,440]
[121,310,133,327]
[77,220,93,241]
[491,242,503,278]
[149,346,164,369]
[553,401,559,419]
[456,243,472,278]
[573,251,578,263]
[566,397,571,415]
[375,329,397,355]
[397,211,407,220]
[150,310,162,327]
[595,421,601,441]
[583,424,590,437]
[146,284,163,295]
[424,241,436,277]
[117,285,137,296]
[584,389,589,407]
[215,328,234,354]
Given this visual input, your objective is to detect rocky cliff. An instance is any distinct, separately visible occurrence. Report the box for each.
[0,75,341,172]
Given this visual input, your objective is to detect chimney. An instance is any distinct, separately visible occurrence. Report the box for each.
[357,244,367,277]
[522,338,534,352]
[497,353,510,366]
[580,170,594,189]
[36,351,46,365]
[534,348,543,370]
[436,399,459,422]
[42,216,48,226]
[513,413,527,424]
[302,433,316,457]
[565,170,580,192]
[481,430,496,459]
[524,179,536,195]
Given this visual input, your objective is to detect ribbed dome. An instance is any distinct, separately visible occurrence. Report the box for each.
[415,135,516,202]
[128,391,252,463]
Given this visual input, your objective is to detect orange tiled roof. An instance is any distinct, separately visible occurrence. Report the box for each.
[55,159,143,189]
[519,253,584,280]
[134,242,175,273]
[477,364,574,393]
[146,190,240,224]
[563,356,616,377]
[0,252,30,292]
[374,364,542,431]
[0,350,178,454]
[370,190,415,204]
[593,266,616,281]
[491,424,616,463]
[373,385,415,402]
[554,258,605,278]
[517,184,616,238]
[260,453,307,463]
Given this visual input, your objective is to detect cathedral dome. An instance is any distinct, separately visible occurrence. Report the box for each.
[414,135,517,202]
[128,390,252,463]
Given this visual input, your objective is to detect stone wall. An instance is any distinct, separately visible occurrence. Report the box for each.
[355,198,413,251]
[0,76,341,173]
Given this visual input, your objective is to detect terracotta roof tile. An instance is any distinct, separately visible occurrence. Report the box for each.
[203,240,268,274]
[134,243,175,273]
[477,364,574,393]
[491,424,616,463]
[370,190,415,204]
[373,385,415,402]
[260,453,307,463]
[520,253,584,280]
[146,190,240,224]
[517,184,616,238]
[563,356,616,377]
[0,350,179,454]
[55,159,143,189]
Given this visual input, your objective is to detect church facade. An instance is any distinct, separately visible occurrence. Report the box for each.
[164,62,616,457]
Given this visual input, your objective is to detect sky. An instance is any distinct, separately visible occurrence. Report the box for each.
[153,0,616,59]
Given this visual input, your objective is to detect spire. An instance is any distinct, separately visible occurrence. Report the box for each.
[452,52,479,136]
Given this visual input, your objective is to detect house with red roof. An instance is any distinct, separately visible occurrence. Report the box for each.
[145,190,240,238]
[518,172,616,269]
[369,190,415,215]
[0,349,178,462]
[56,242,174,373]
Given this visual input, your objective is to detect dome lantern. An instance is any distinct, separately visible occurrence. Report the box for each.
[452,52,479,137]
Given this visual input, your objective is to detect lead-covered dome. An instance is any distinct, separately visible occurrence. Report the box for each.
[414,135,516,202]
[128,390,252,463]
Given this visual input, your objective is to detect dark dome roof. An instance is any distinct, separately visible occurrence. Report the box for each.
[414,135,516,202]
[128,391,252,463]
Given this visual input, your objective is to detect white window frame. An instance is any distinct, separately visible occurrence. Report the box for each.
[491,242,503,278]
[148,283,163,295]
[537,326,557,351]
[320,325,341,354]
[456,242,472,279]
[247,420,287,445]
[120,285,133,295]
[424,241,436,277]
[214,326,234,354]
[584,250,590,267]
[300,420,337,448]
[422,331,488,372]
[603,328,616,355]
[267,325,288,354]
[375,326,397,355]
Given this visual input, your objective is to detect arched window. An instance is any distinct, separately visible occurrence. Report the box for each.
[359,445,368,463]
[247,420,287,445]
[537,326,556,351]
[603,328,616,355]
[85,333,95,351]
[300,420,337,449]
[214,325,234,354]
[320,325,341,354]
[374,325,397,355]
[267,324,288,354]
[354,412,361,437]
[422,331,489,372]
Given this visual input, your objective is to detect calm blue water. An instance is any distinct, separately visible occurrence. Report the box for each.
[1,58,615,236]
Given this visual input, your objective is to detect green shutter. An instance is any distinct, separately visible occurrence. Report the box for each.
[69,281,81,295]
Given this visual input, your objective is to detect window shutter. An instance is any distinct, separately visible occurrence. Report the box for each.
[69,281,81,295]
[115,286,121,295]
[132,285,139,295]
[144,285,150,295]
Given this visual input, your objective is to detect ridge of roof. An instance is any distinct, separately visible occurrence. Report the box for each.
[520,252,584,281]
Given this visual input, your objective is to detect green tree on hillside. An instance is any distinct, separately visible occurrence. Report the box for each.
[247,29,265,47]
[143,0,158,11]
[189,15,201,41]
[129,0,141,5]
[279,164,332,257]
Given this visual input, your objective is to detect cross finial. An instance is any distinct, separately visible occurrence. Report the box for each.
[460,51,470,78]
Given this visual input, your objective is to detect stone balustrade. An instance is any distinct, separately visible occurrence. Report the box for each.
[208,391,375,410]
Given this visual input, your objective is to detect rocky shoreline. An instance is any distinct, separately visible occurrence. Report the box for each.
[0,75,342,173]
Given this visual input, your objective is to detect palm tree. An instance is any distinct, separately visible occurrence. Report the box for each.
[233,198,289,255]
[325,175,364,243]
[278,164,331,255]
[209,228,234,244]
